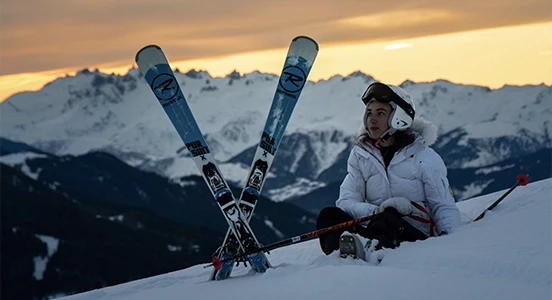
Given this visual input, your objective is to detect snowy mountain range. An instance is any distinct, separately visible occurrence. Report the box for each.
[55,178,552,300]
[1,66,551,299]
[1,68,551,203]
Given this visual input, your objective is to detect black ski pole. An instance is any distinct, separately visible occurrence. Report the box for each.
[205,214,375,270]
[473,173,529,222]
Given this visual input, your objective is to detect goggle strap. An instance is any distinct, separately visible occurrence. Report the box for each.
[363,85,415,120]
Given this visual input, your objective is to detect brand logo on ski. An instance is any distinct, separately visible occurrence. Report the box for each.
[186,140,210,158]
[151,73,179,105]
[279,66,306,93]
[260,131,276,155]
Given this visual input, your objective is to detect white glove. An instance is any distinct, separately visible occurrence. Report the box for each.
[373,197,412,216]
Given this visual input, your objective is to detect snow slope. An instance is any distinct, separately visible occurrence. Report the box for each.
[58,177,552,300]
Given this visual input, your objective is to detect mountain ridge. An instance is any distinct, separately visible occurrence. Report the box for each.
[1,68,550,203]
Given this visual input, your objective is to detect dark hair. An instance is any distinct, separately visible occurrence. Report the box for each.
[358,130,416,150]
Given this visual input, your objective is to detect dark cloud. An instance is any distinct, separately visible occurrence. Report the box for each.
[1,0,550,75]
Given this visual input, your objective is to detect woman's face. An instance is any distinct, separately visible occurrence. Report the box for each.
[366,101,392,138]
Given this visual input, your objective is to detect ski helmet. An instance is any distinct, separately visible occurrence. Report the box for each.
[361,82,416,141]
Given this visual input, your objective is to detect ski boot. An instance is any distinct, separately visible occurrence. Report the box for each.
[339,232,384,264]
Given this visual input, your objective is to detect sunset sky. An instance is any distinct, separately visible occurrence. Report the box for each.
[1,0,551,102]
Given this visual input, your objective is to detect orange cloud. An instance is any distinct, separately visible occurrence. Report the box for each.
[335,9,455,29]
[1,0,551,76]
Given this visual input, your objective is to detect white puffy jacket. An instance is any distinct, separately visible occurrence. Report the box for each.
[335,118,461,236]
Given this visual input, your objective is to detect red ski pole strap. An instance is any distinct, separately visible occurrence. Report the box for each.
[408,201,436,237]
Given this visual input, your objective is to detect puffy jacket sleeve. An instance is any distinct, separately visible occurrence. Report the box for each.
[420,149,461,233]
[335,149,378,219]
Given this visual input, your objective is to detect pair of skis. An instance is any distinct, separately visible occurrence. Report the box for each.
[135,36,319,280]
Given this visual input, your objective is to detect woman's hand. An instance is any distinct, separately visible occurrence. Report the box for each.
[373,197,412,216]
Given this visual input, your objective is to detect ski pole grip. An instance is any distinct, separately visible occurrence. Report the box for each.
[517,174,529,186]
[211,257,222,270]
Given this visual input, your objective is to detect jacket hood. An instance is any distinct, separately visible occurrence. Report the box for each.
[357,116,439,146]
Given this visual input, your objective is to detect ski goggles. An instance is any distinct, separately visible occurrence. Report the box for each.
[361,82,415,120]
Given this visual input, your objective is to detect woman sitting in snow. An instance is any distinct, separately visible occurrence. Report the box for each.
[317,82,461,263]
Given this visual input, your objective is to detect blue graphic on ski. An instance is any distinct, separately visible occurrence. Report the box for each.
[135,45,269,275]
[210,36,319,280]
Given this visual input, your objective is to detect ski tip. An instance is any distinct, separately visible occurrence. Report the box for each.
[212,256,222,270]
[135,44,162,63]
[517,174,529,186]
[292,35,319,50]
